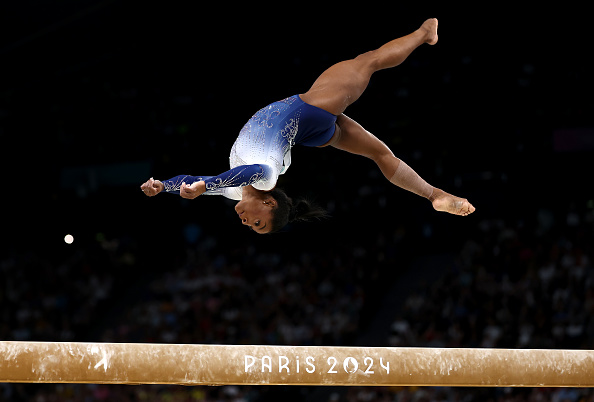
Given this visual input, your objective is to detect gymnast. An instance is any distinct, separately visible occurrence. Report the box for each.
[140,19,475,234]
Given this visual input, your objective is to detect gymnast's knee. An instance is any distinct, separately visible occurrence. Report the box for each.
[354,50,381,72]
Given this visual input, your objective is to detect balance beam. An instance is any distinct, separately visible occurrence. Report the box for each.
[1,342,593,387]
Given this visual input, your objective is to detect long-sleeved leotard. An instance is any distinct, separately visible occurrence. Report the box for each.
[161,164,272,200]
[161,95,337,200]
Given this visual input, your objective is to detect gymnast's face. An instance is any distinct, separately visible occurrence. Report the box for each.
[234,197,275,234]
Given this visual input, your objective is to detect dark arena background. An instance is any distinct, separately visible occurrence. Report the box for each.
[1,2,593,401]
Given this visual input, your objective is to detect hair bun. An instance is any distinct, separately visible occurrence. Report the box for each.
[289,199,328,223]
[267,188,328,233]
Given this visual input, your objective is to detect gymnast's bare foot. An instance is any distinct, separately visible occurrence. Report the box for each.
[421,18,438,45]
[430,188,475,216]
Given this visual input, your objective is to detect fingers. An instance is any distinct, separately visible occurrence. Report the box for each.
[142,178,197,199]
[180,182,195,199]
[140,177,160,196]
[140,179,150,195]
[179,181,203,199]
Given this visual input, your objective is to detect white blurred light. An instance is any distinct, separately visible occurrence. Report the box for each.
[64,234,74,244]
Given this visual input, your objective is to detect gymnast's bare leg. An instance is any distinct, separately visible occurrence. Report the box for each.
[300,18,475,216]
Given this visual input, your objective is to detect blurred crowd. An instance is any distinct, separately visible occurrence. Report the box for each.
[360,205,594,402]
[2,7,593,401]
[389,208,594,351]
[101,242,365,347]
[2,198,593,401]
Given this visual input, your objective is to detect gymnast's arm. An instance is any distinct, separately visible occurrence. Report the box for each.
[139,164,273,200]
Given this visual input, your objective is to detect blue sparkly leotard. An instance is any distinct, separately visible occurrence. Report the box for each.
[162,95,337,200]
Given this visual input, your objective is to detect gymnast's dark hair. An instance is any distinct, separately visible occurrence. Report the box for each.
[268,188,328,233]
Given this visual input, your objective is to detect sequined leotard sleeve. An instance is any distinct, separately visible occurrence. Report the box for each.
[161,164,273,200]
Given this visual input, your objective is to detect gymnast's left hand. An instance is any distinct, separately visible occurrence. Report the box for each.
[180,181,206,199]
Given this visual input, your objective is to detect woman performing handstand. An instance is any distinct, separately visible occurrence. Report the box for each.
[141,19,475,234]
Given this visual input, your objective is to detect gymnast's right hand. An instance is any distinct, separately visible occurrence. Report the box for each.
[140,177,164,196]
